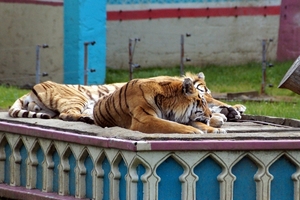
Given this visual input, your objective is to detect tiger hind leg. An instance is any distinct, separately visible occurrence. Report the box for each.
[59,112,94,124]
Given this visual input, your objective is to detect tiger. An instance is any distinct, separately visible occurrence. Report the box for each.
[8,72,245,127]
[93,76,227,134]
[8,81,124,124]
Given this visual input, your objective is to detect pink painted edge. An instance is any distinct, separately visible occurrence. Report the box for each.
[148,139,300,151]
[0,184,88,200]
[0,121,137,151]
[2,121,300,151]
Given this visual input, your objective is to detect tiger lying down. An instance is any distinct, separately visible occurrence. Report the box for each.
[8,72,246,133]
[93,77,226,134]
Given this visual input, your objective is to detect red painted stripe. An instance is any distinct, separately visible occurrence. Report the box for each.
[0,0,63,6]
[107,6,281,21]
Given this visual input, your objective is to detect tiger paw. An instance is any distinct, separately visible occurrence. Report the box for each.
[232,104,246,114]
[219,106,241,121]
[210,113,227,128]
[212,128,227,134]
[79,116,95,124]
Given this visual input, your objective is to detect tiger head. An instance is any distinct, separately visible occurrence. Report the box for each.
[185,72,211,96]
[186,71,244,122]
[161,77,212,125]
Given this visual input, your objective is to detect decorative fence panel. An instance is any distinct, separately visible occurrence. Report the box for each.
[1,115,300,199]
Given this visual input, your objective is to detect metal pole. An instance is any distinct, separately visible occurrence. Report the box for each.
[180,34,184,76]
[35,44,48,84]
[84,43,88,85]
[83,41,95,85]
[129,39,133,80]
[35,45,40,84]
[261,39,266,95]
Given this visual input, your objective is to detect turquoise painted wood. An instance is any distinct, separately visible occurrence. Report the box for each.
[232,156,257,200]
[63,0,106,84]
[20,144,27,187]
[269,156,296,200]
[194,156,222,200]
[36,147,44,190]
[4,143,11,184]
[68,153,76,196]
[102,157,111,200]
[157,157,183,200]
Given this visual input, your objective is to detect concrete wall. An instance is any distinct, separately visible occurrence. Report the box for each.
[1,0,298,86]
[106,0,282,70]
[0,1,63,87]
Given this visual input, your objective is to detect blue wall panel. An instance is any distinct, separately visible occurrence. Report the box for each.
[68,153,76,196]
[84,155,93,199]
[4,143,11,184]
[232,156,257,200]
[137,164,146,200]
[157,157,183,200]
[52,151,60,193]
[118,159,127,200]
[194,156,222,200]
[102,157,111,200]
[269,155,296,200]
[36,147,44,190]
[20,144,28,187]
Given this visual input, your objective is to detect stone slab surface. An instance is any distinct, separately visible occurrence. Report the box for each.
[1,112,300,141]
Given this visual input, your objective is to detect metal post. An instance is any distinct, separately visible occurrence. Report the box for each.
[83,41,96,85]
[84,43,88,85]
[35,44,48,84]
[129,38,133,80]
[180,34,191,76]
[261,39,267,95]
[128,38,140,80]
[180,34,184,76]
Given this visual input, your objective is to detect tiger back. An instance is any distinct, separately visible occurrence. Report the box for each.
[93,77,226,134]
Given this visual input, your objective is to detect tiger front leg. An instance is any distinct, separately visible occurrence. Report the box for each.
[189,121,227,134]
[130,116,204,134]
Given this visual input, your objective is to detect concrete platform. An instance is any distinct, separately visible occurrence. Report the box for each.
[1,112,300,142]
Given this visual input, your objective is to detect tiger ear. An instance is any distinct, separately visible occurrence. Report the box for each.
[182,77,195,95]
[198,72,205,80]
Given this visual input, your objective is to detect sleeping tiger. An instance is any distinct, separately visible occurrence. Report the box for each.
[8,81,124,124]
[8,72,245,127]
[93,76,226,134]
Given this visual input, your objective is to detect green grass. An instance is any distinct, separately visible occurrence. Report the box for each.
[0,85,29,110]
[1,61,299,119]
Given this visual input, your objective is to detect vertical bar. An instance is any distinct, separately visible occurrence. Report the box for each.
[180,34,184,76]
[36,45,40,84]
[261,40,266,95]
[129,39,133,80]
[84,43,88,85]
